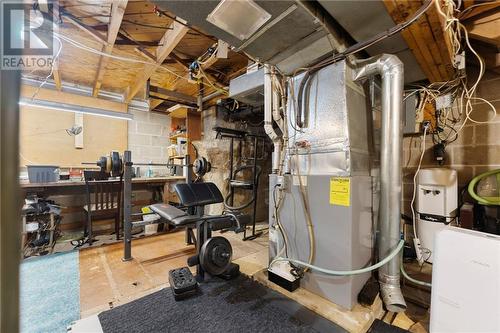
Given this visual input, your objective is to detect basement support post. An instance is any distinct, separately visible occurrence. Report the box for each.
[122,150,133,261]
[0,69,22,332]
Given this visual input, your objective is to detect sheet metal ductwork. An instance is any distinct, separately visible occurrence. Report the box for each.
[353,54,406,312]
[266,56,406,312]
[268,60,374,310]
[152,0,332,69]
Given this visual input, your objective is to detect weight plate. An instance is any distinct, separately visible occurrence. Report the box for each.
[193,157,212,177]
[199,236,232,276]
[110,151,122,176]
[105,155,112,173]
[97,156,107,173]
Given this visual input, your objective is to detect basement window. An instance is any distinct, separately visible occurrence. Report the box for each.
[206,0,271,41]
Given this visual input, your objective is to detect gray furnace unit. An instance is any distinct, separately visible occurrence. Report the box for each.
[268,60,374,310]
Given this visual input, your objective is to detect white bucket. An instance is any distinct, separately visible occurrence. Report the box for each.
[143,214,160,236]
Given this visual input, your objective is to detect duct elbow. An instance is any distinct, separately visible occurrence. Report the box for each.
[264,123,278,141]
[352,54,403,81]
[379,274,407,313]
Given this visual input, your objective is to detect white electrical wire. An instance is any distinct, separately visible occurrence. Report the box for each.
[410,126,428,239]
[52,32,227,93]
[30,36,63,100]
[271,239,404,276]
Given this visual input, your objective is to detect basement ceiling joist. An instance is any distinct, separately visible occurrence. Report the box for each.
[382,0,455,83]
[23,0,248,108]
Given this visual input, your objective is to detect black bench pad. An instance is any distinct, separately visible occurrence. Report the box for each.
[149,204,199,227]
[174,182,223,207]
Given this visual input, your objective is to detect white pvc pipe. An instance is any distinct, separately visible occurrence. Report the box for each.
[264,66,281,173]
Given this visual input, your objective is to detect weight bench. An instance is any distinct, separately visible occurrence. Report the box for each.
[145,182,249,281]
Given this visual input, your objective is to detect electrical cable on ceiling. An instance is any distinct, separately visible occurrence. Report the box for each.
[30,35,63,100]
[52,31,227,93]
[294,0,435,129]
[457,1,498,19]
[405,0,497,152]
[152,6,217,42]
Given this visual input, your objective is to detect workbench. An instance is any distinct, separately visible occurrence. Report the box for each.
[20,176,186,232]
[20,176,185,202]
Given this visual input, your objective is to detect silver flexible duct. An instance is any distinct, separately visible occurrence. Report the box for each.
[353,54,406,312]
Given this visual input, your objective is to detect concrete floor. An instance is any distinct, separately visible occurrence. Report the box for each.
[78,228,269,318]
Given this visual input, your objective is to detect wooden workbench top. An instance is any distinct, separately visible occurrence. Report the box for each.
[20,176,185,188]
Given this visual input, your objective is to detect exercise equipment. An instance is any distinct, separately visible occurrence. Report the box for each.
[104,150,248,281]
[86,151,248,280]
[146,181,248,280]
[86,151,213,179]
[168,267,198,301]
[213,126,265,241]
[192,156,211,177]
[199,236,232,276]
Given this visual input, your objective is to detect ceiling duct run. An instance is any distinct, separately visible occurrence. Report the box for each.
[152,0,334,71]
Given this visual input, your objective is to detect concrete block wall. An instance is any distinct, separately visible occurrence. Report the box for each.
[401,72,500,216]
[52,109,171,229]
[128,109,172,176]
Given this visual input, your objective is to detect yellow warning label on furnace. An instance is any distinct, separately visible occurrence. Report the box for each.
[329,177,350,206]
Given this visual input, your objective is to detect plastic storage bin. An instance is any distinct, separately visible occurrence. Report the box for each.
[27,165,60,183]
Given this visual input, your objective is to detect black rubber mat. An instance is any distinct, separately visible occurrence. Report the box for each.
[98,274,347,333]
[368,319,410,333]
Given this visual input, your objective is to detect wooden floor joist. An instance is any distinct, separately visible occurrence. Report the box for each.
[125,20,189,103]
[92,0,128,97]
[383,0,456,83]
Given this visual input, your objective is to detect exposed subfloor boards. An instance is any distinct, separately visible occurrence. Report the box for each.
[79,228,269,318]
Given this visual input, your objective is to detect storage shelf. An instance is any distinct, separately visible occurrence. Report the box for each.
[169,132,187,141]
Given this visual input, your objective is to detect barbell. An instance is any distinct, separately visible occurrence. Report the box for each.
[83,151,212,177]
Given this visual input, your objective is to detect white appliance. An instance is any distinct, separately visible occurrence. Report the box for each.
[430,227,500,332]
[417,168,457,262]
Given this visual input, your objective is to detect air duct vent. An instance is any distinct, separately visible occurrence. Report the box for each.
[206,0,271,40]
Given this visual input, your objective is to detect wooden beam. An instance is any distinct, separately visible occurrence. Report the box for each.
[149,99,164,110]
[426,1,455,78]
[149,85,197,104]
[200,55,218,71]
[198,44,219,71]
[62,12,107,45]
[383,0,450,82]
[134,47,156,62]
[408,0,450,80]
[125,20,189,103]
[52,65,62,91]
[52,4,62,90]
[92,0,128,97]
[460,1,500,21]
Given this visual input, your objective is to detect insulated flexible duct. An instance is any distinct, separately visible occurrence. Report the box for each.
[353,54,406,313]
